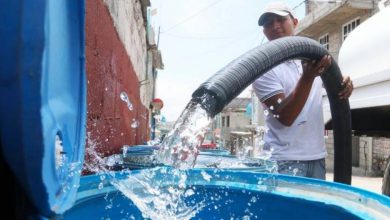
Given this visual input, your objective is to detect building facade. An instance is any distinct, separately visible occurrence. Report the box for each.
[85,0,162,169]
[297,0,379,60]
[215,98,252,155]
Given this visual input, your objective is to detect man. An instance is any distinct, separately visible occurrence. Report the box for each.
[252,2,353,180]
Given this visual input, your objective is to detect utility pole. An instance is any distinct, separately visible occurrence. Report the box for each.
[151,26,161,140]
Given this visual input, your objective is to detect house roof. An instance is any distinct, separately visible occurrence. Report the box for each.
[223,98,250,112]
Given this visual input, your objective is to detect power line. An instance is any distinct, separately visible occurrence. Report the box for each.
[161,0,222,33]
[292,0,306,11]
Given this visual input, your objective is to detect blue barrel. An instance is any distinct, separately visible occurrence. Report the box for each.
[0,0,86,217]
[120,145,275,172]
[64,168,390,219]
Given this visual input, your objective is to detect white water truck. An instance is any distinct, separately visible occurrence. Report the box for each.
[322,5,390,195]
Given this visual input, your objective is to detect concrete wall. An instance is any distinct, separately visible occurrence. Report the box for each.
[359,136,373,174]
[326,130,390,176]
[325,130,335,171]
[85,0,151,167]
[229,111,250,129]
[373,137,390,173]
[220,111,251,139]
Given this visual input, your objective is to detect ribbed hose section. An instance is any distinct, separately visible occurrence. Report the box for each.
[192,36,352,184]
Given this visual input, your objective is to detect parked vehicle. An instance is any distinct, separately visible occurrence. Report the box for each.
[333,6,390,196]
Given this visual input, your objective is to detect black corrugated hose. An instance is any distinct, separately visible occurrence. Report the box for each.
[192,36,352,184]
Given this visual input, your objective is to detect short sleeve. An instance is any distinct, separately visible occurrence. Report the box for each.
[252,69,284,102]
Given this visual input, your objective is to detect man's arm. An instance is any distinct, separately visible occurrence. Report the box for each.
[263,55,332,126]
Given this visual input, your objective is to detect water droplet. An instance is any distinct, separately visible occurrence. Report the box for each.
[264,109,269,116]
[184,189,195,197]
[120,92,133,111]
[250,196,257,203]
[105,203,113,210]
[277,98,282,103]
[98,182,104,190]
[201,170,212,182]
[122,147,128,158]
[243,215,251,220]
[120,92,128,101]
[131,119,140,128]
[270,106,274,110]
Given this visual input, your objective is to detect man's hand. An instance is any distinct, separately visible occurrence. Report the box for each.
[339,76,353,99]
[301,55,332,79]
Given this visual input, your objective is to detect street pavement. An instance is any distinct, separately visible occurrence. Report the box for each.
[326,173,383,194]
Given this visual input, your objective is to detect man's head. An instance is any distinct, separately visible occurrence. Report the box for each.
[258,1,298,41]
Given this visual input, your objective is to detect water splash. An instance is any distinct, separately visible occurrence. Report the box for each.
[85,128,205,219]
[55,134,82,194]
[147,138,162,146]
[111,167,205,220]
[83,96,279,219]
[237,145,253,160]
[108,100,212,218]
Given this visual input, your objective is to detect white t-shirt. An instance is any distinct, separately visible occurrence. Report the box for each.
[252,60,326,161]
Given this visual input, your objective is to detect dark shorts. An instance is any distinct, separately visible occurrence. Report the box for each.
[277,159,326,180]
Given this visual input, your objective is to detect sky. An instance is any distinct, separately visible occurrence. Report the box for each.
[150,0,306,122]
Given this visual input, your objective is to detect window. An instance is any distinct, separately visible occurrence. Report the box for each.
[319,34,329,50]
[226,116,230,127]
[222,116,225,127]
[342,18,360,41]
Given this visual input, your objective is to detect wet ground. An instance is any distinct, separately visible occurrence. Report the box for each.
[326,173,383,194]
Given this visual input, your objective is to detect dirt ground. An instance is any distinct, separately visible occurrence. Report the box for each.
[326,173,384,194]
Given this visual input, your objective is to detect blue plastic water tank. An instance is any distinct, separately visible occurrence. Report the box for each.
[0,0,86,217]
[64,168,390,219]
